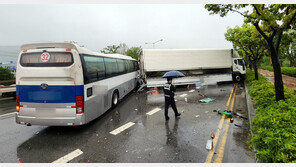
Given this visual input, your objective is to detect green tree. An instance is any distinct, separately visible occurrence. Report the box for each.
[117,43,129,55]
[205,4,296,101]
[125,46,142,60]
[100,45,120,54]
[225,24,267,80]
[284,29,296,67]
[0,66,14,81]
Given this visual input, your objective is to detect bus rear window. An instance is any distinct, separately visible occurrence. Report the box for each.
[20,52,73,67]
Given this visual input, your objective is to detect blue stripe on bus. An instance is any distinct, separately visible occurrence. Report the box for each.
[16,85,84,103]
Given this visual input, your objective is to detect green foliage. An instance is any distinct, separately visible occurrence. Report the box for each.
[100,43,142,60]
[100,45,120,54]
[0,66,15,81]
[261,66,296,77]
[206,4,296,101]
[246,69,296,162]
[0,80,15,86]
[125,47,142,60]
[225,24,267,79]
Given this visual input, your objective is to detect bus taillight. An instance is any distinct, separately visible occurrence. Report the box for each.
[76,96,84,114]
[16,95,20,112]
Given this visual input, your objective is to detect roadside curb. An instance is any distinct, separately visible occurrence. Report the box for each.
[244,81,259,163]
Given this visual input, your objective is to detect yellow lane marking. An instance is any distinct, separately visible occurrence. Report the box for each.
[214,118,230,163]
[204,84,235,163]
[213,83,238,163]
[226,83,236,108]
[229,83,238,112]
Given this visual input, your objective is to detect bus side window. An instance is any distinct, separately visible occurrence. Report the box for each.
[117,59,127,74]
[105,58,119,77]
[83,55,105,84]
[129,60,133,72]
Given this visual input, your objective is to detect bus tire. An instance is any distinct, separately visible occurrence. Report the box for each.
[112,91,119,108]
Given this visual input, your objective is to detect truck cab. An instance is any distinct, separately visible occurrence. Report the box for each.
[232,58,246,82]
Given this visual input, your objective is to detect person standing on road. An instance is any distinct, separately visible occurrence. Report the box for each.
[163,77,181,121]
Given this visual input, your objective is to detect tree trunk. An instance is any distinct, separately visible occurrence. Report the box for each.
[269,46,285,101]
[253,63,259,80]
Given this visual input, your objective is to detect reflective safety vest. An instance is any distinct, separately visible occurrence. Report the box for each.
[163,83,174,98]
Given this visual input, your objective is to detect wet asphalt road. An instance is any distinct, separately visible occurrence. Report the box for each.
[0,82,254,163]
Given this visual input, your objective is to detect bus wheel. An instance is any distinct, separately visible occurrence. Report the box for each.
[112,91,119,108]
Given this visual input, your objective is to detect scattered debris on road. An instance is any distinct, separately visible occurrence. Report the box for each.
[206,139,213,150]
[185,98,188,102]
[199,98,215,103]
[195,115,200,118]
[211,132,215,139]
[199,93,207,98]
[230,117,234,123]
[234,113,248,120]
[221,111,232,116]
[205,110,209,114]
[234,124,248,130]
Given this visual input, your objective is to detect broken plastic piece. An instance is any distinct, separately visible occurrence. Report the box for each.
[234,124,248,130]
[199,93,207,98]
[199,98,215,103]
[211,132,215,139]
[221,111,232,116]
[195,115,200,118]
[230,118,234,123]
[206,139,213,150]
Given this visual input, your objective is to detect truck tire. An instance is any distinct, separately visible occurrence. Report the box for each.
[232,73,241,83]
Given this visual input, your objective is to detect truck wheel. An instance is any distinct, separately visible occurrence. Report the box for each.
[235,75,241,82]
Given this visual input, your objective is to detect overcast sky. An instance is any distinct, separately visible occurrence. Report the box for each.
[0,4,244,51]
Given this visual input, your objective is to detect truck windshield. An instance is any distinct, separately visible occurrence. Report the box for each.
[237,59,245,67]
[20,52,73,67]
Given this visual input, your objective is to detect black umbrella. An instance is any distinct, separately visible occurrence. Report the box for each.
[162,70,185,78]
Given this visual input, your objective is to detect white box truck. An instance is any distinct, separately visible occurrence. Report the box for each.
[139,49,246,87]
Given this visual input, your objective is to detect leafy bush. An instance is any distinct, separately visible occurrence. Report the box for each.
[0,66,15,80]
[0,80,15,86]
[261,66,296,77]
[246,69,296,162]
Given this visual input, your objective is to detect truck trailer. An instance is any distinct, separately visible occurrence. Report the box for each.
[139,49,246,87]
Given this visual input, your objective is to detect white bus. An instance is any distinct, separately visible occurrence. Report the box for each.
[15,42,139,126]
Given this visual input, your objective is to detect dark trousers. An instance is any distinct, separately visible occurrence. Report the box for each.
[164,97,178,119]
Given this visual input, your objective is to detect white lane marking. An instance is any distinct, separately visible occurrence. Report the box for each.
[0,112,16,118]
[189,90,195,93]
[110,122,135,135]
[146,108,161,116]
[179,94,187,97]
[52,149,83,163]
